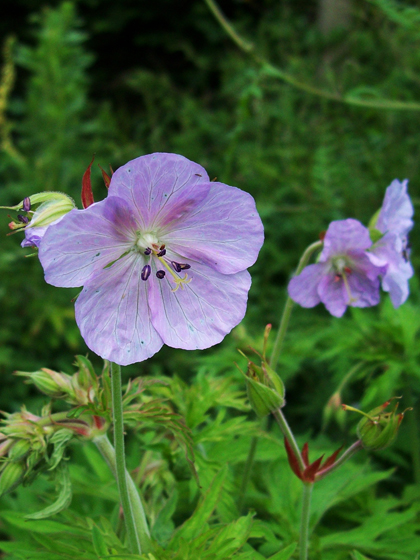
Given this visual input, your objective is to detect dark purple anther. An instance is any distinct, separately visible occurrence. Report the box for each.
[144,247,152,255]
[157,248,166,257]
[17,214,29,224]
[171,261,191,272]
[141,264,151,281]
[22,197,31,212]
[156,270,165,279]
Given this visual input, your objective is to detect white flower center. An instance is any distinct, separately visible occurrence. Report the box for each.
[136,231,159,251]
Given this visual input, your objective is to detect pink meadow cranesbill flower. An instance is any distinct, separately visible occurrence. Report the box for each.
[39,153,264,365]
[368,179,414,307]
[288,219,385,317]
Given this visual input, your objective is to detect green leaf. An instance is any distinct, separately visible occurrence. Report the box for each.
[92,524,108,557]
[351,551,372,560]
[267,542,297,560]
[152,489,179,544]
[0,510,89,536]
[170,465,228,548]
[25,463,72,520]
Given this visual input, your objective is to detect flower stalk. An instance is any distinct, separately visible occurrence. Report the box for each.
[299,483,313,560]
[110,362,143,554]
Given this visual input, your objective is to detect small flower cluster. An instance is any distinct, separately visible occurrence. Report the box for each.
[288,180,413,317]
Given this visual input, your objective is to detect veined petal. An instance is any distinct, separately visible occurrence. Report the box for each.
[148,261,251,350]
[318,274,348,317]
[288,263,325,308]
[39,197,139,288]
[75,252,163,365]
[376,179,413,237]
[108,153,211,230]
[163,182,264,274]
[321,219,372,260]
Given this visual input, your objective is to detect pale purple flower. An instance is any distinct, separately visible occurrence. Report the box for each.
[39,153,264,365]
[368,179,414,307]
[288,219,386,317]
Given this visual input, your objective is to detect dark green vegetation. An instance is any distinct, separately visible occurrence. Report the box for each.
[0,1,419,558]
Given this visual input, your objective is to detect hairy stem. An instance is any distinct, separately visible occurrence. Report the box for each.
[315,440,362,480]
[272,408,305,471]
[204,0,420,111]
[93,433,152,552]
[110,361,141,554]
[299,483,313,560]
[270,240,322,371]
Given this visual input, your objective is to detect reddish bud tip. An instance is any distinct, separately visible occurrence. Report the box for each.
[81,155,95,209]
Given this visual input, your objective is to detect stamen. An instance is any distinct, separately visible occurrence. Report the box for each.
[157,248,166,257]
[156,270,165,279]
[22,197,31,212]
[17,215,29,224]
[144,247,152,255]
[171,261,191,272]
[141,265,151,281]
[157,256,192,292]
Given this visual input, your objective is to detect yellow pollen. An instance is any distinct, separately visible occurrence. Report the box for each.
[156,255,192,292]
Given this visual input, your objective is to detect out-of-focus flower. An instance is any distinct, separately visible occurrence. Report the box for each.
[368,179,414,307]
[39,153,264,365]
[288,219,385,317]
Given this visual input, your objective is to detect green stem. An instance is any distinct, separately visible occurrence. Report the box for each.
[270,241,322,371]
[299,483,313,560]
[315,440,362,481]
[93,433,152,552]
[110,362,141,555]
[203,0,420,111]
[272,408,305,472]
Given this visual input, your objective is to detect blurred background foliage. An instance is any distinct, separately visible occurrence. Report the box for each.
[1,0,420,557]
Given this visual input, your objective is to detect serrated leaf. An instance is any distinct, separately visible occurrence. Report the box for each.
[0,510,89,535]
[152,489,178,544]
[25,463,72,520]
[170,465,228,548]
[92,524,108,556]
[267,542,297,560]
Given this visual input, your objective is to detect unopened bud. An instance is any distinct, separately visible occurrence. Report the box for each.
[16,368,74,400]
[0,461,25,497]
[8,439,31,461]
[343,398,410,451]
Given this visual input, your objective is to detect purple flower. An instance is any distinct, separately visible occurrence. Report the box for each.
[368,179,414,307]
[39,153,264,365]
[288,219,386,317]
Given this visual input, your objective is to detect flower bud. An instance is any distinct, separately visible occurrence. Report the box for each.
[8,439,31,461]
[0,461,25,497]
[16,368,74,400]
[343,398,410,451]
[238,339,285,418]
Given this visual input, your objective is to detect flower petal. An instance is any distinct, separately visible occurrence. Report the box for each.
[75,252,163,365]
[317,274,348,317]
[288,263,325,308]
[162,182,264,274]
[108,153,211,230]
[369,232,413,307]
[376,179,413,238]
[39,197,138,288]
[321,219,372,261]
[147,260,251,350]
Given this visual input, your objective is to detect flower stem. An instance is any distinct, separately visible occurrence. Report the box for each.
[203,0,420,111]
[272,408,305,472]
[270,240,322,371]
[110,361,142,555]
[299,483,313,560]
[315,440,362,480]
[93,433,152,553]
